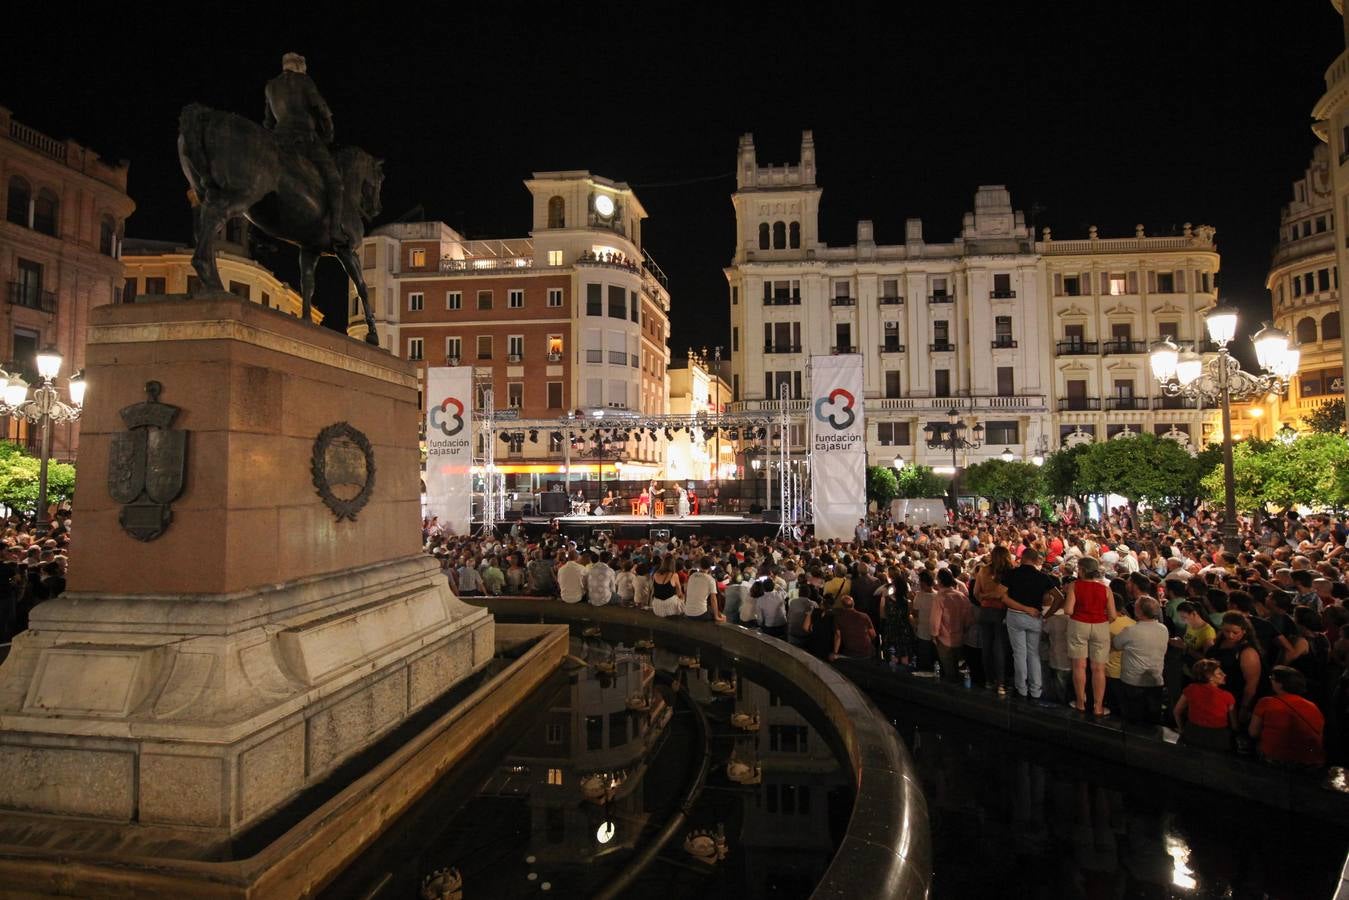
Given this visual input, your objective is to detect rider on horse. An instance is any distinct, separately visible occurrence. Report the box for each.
[264,53,347,247]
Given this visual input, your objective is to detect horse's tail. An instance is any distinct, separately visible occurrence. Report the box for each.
[178,103,216,197]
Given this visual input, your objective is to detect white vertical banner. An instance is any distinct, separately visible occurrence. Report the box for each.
[425,366,473,535]
[809,354,865,541]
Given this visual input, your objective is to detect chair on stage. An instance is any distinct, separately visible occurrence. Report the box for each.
[630,499,642,515]
[654,500,665,517]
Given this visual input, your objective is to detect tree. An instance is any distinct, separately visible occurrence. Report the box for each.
[961,459,1044,506]
[1076,432,1197,510]
[894,465,949,499]
[0,442,76,515]
[1303,398,1346,435]
[1204,432,1349,512]
[1041,443,1092,505]
[866,465,899,507]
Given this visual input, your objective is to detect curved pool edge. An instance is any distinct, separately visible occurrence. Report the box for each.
[464,598,933,900]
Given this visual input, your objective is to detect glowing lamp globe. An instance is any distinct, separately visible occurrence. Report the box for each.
[1149,339,1179,382]
[68,371,87,407]
[1203,304,1238,347]
[35,348,63,381]
[1175,350,1203,387]
[1251,323,1290,373]
[3,376,28,409]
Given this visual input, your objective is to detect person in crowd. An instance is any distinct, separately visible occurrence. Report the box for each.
[683,557,722,622]
[973,545,1013,695]
[1063,556,1117,716]
[585,551,616,606]
[1111,596,1169,724]
[650,555,684,617]
[930,568,973,684]
[1208,612,1266,727]
[833,596,877,660]
[557,551,588,604]
[910,568,938,673]
[1001,547,1060,700]
[1250,666,1325,768]
[1173,658,1235,750]
[757,576,789,638]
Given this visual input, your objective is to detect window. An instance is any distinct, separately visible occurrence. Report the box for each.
[884,371,901,398]
[1305,272,1316,295]
[362,245,376,268]
[122,277,136,304]
[33,189,57,236]
[408,292,424,311]
[789,221,801,248]
[446,291,461,310]
[1319,269,1332,292]
[409,248,425,267]
[1158,321,1179,340]
[834,322,851,352]
[931,277,949,297]
[1065,379,1088,409]
[934,369,951,397]
[262,292,271,308]
[882,278,900,300]
[1114,379,1135,398]
[608,285,625,318]
[608,379,627,408]
[834,280,851,299]
[772,221,786,249]
[508,335,523,361]
[1155,271,1175,293]
[630,291,639,323]
[547,195,565,228]
[407,338,424,361]
[1324,311,1341,341]
[145,276,166,296]
[997,367,1013,396]
[587,283,602,316]
[547,382,563,409]
[545,723,563,744]
[1293,275,1303,298]
[507,382,522,408]
[446,337,461,362]
[586,377,602,407]
[758,222,770,250]
[994,316,1013,347]
[933,320,950,345]
[477,335,492,359]
[733,374,740,401]
[1200,271,1212,292]
[1061,274,1082,296]
[1111,322,1132,342]
[992,273,1012,297]
[547,335,563,359]
[878,422,911,446]
[6,176,30,227]
[477,290,493,310]
[585,716,603,751]
[731,285,739,305]
[1108,273,1127,296]
[883,321,901,351]
[99,216,116,256]
[549,431,563,452]
[547,288,563,307]
[547,249,563,266]
[1297,316,1318,344]
[984,420,1019,444]
[228,281,250,300]
[732,326,739,352]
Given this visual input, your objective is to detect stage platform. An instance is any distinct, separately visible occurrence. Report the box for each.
[522,512,783,542]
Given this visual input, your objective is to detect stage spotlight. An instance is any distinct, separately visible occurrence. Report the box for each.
[499,431,511,443]
[728,429,739,440]
[529,430,539,443]
[663,429,674,441]
[551,431,563,442]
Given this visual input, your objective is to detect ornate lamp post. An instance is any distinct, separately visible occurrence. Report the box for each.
[1276,422,1298,446]
[923,407,982,512]
[1030,434,1050,467]
[0,348,85,531]
[892,453,904,470]
[1149,306,1298,553]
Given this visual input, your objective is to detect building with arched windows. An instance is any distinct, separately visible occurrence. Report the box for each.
[1312,0,1349,415]
[0,106,134,460]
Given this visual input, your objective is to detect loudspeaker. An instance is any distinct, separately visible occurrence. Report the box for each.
[649,528,671,541]
[762,509,781,523]
[504,509,523,521]
[538,492,569,514]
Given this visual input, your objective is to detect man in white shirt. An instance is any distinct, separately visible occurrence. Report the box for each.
[585,551,617,606]
[614,560,635,606]
[557,552,587,604]
[1111,596,1170,725]
[684,557,720,621]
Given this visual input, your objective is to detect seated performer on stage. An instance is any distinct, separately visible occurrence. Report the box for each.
[572,489,589,516]
[598,490,616,515]
[688,488,700,516]
[637,488,650,516]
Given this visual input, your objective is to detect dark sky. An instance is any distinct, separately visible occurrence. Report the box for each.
[4,3,1342,353]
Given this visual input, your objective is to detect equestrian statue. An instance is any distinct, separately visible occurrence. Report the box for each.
[177,52,383,344]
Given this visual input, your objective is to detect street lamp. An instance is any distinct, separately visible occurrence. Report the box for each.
[1149,312,1297,553]
[0,348,85,531]
[1000,447,1014,463]
[1030,434,1050,467]
[1276,423,1297,446]
[923,407,982,513]
[892,453,905,470]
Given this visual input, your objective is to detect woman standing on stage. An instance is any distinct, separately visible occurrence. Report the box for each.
[676,484,690,518]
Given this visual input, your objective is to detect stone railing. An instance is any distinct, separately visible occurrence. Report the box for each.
[8,118,67,163]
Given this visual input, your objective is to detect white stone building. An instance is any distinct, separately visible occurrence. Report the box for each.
[1312,0,1349,415]
[725,131,1221,464]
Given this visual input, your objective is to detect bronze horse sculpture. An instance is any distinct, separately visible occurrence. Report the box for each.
[176,103,384,344]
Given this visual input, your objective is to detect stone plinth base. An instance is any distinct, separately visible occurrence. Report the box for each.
[0,554,492,839]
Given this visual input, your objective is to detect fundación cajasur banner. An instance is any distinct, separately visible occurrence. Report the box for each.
[809,354,865,541]
[425,366,473,535]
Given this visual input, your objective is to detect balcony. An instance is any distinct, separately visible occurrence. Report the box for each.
[1102,339,1147,355]
[1056,340,1098,355]
[830,296,856,307]
[879,295,904,306]
[1058,398,1101,411]
[546,351,562,362]
[1105,397,1149,411]
[608,350,627,365]
[831,345,857,354]
[878,343,906,354]
[764,344,801,354]
[1153,395,1201,410]
[929,342,955,352]
[575,248,639,275]
[763,294,802,306]
[990,337,1017,349]
[446,356,460,366]
[928,294,954,304]
[585,350,602,363]
[7,282,56,313]
[990,290,1017,299]
[507,353,523,363]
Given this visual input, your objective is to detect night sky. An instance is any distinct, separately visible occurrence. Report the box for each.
[4,4,1342,355]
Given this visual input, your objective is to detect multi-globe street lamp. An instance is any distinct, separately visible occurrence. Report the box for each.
[1149,304,1298,554]
[923,407,983,512]
[0,348,85,532]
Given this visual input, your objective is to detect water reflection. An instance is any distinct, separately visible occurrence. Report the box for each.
[333,636,853,900]
[889,705,1348,899]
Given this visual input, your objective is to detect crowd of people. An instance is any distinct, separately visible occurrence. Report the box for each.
[0,511,71,643]
[422,505,1349,773]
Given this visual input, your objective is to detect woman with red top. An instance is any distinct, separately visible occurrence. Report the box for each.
[1063,556,1117,716]
[1173,658,1235,750]
[1250,666,1325,768]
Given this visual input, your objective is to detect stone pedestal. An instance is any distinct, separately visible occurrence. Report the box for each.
[0,296,492,841]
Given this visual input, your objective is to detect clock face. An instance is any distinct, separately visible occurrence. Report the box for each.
[594,194,615,218]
